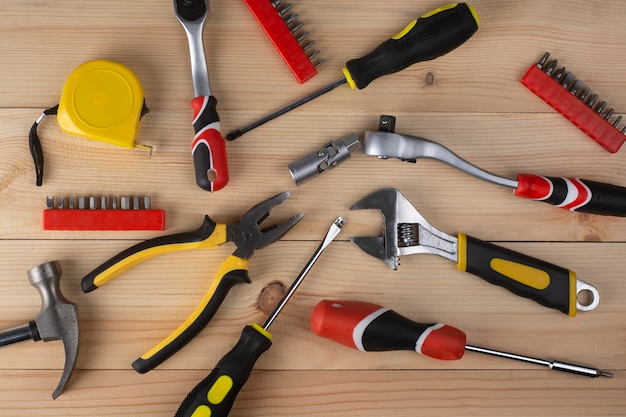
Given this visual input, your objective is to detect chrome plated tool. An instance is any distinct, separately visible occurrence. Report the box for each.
[174,0,229,192]
[350,188,600,316]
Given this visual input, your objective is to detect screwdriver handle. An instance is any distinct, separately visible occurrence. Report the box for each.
[311,300,466,360]
[191,96,229,192]
[343,3,479,89]
[457,234,577,316]
[175,324,272,417]
[514,174,626,217]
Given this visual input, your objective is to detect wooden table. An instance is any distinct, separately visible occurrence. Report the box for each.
[1,1,624,415]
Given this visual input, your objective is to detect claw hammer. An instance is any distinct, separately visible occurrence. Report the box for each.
[0,261,79,399]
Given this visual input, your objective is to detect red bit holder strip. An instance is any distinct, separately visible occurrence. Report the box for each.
[43,196,165,231]
[243,0,323,84]
[521,52,626,153]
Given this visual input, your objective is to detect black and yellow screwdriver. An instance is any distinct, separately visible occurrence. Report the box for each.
[175,217,344,417]
[226,3,480,140]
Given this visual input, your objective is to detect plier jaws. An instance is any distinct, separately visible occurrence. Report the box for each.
[80,191,303,373]
[232,191,304,259]
[350,188,457,269]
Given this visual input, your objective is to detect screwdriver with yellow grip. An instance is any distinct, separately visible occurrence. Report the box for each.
[80,191,303,373]
[227,2,480,140]
[175,217,344,417]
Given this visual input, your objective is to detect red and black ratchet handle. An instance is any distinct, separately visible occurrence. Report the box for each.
[175,0,229,192]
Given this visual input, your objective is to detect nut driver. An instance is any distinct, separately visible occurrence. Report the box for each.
[350,188,600,316]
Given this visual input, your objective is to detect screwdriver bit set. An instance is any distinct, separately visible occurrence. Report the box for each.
[43,195,165,231]
[243,0,324,84]
[521,52,626,153]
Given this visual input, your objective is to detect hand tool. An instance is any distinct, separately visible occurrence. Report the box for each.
[29,60,151,186]
[0,261,80,399]
[226,2,480,140]
[288,133,362,184]
[522,52,626,153]
[81,191,303,373]
[288,114,626,217]
[43,195,165,231]
[243,0,323,84]
[311,300,613,378]
[363,115,626,217]
[350,188,600,316]
[174,0,229,192]
[175,217,344,417]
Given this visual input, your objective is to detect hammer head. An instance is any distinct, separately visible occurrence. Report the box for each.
[28,261,79,399]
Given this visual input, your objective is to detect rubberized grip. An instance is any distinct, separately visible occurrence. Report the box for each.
[133,256,251,373]
[81,215,224,293]
[311,300,466,360]
[457,234,576,316]
[515,173,626,217]
[191,96,229,192]
[175,324,272,417]
[344,3,479,89]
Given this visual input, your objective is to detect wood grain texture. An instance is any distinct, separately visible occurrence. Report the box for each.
[1,1,625,416]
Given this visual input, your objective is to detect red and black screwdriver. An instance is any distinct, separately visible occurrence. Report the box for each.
[311,300,613,378]
[227,3,480,140]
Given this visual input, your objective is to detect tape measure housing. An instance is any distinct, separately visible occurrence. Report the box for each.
[57,60,145,149]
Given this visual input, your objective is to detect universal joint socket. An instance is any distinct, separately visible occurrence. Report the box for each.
[288,134,362,185]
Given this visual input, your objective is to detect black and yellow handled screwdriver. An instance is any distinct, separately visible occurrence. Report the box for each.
[311,300,614,378]
[175,217,344,417]
[227,3,480,140]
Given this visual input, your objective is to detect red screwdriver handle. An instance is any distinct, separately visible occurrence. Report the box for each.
[191,96,229,192]
[311,300,466,360]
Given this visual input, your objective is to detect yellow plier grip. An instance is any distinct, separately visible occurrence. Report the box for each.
[132,254,250,373]
[81,215,227,293]
[81,215,254,373]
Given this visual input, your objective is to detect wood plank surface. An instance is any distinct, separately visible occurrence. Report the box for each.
[1,1,625,416]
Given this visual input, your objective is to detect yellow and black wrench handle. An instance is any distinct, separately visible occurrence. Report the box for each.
[457,233,578,316]
[81,215,227,293]
[132,254,251,373]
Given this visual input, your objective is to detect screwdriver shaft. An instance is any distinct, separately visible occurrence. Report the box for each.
[263,217,345,330]
[227,78,347,141]
[465,344,613,378]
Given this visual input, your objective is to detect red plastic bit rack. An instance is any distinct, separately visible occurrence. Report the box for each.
[43,196,165,231]
[43,209,165,231]
[243,0,318,84]
[521,64,626,153]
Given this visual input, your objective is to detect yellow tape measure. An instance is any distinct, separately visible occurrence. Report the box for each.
[57,60,147,149]
[29,60,150,186]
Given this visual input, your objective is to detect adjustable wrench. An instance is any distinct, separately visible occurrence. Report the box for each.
[350,188,600,316]
[174,0,229,192]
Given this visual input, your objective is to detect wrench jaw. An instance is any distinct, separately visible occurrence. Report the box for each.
[350,188,458,269]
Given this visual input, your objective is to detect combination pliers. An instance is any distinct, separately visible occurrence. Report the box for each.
[81,191,303,373]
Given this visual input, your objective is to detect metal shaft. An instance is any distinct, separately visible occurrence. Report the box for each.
[262,217,344,330]
[227,78,348,140]
[465,344,613,378]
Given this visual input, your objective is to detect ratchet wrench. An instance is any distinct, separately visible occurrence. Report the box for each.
[174,0,229,192]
